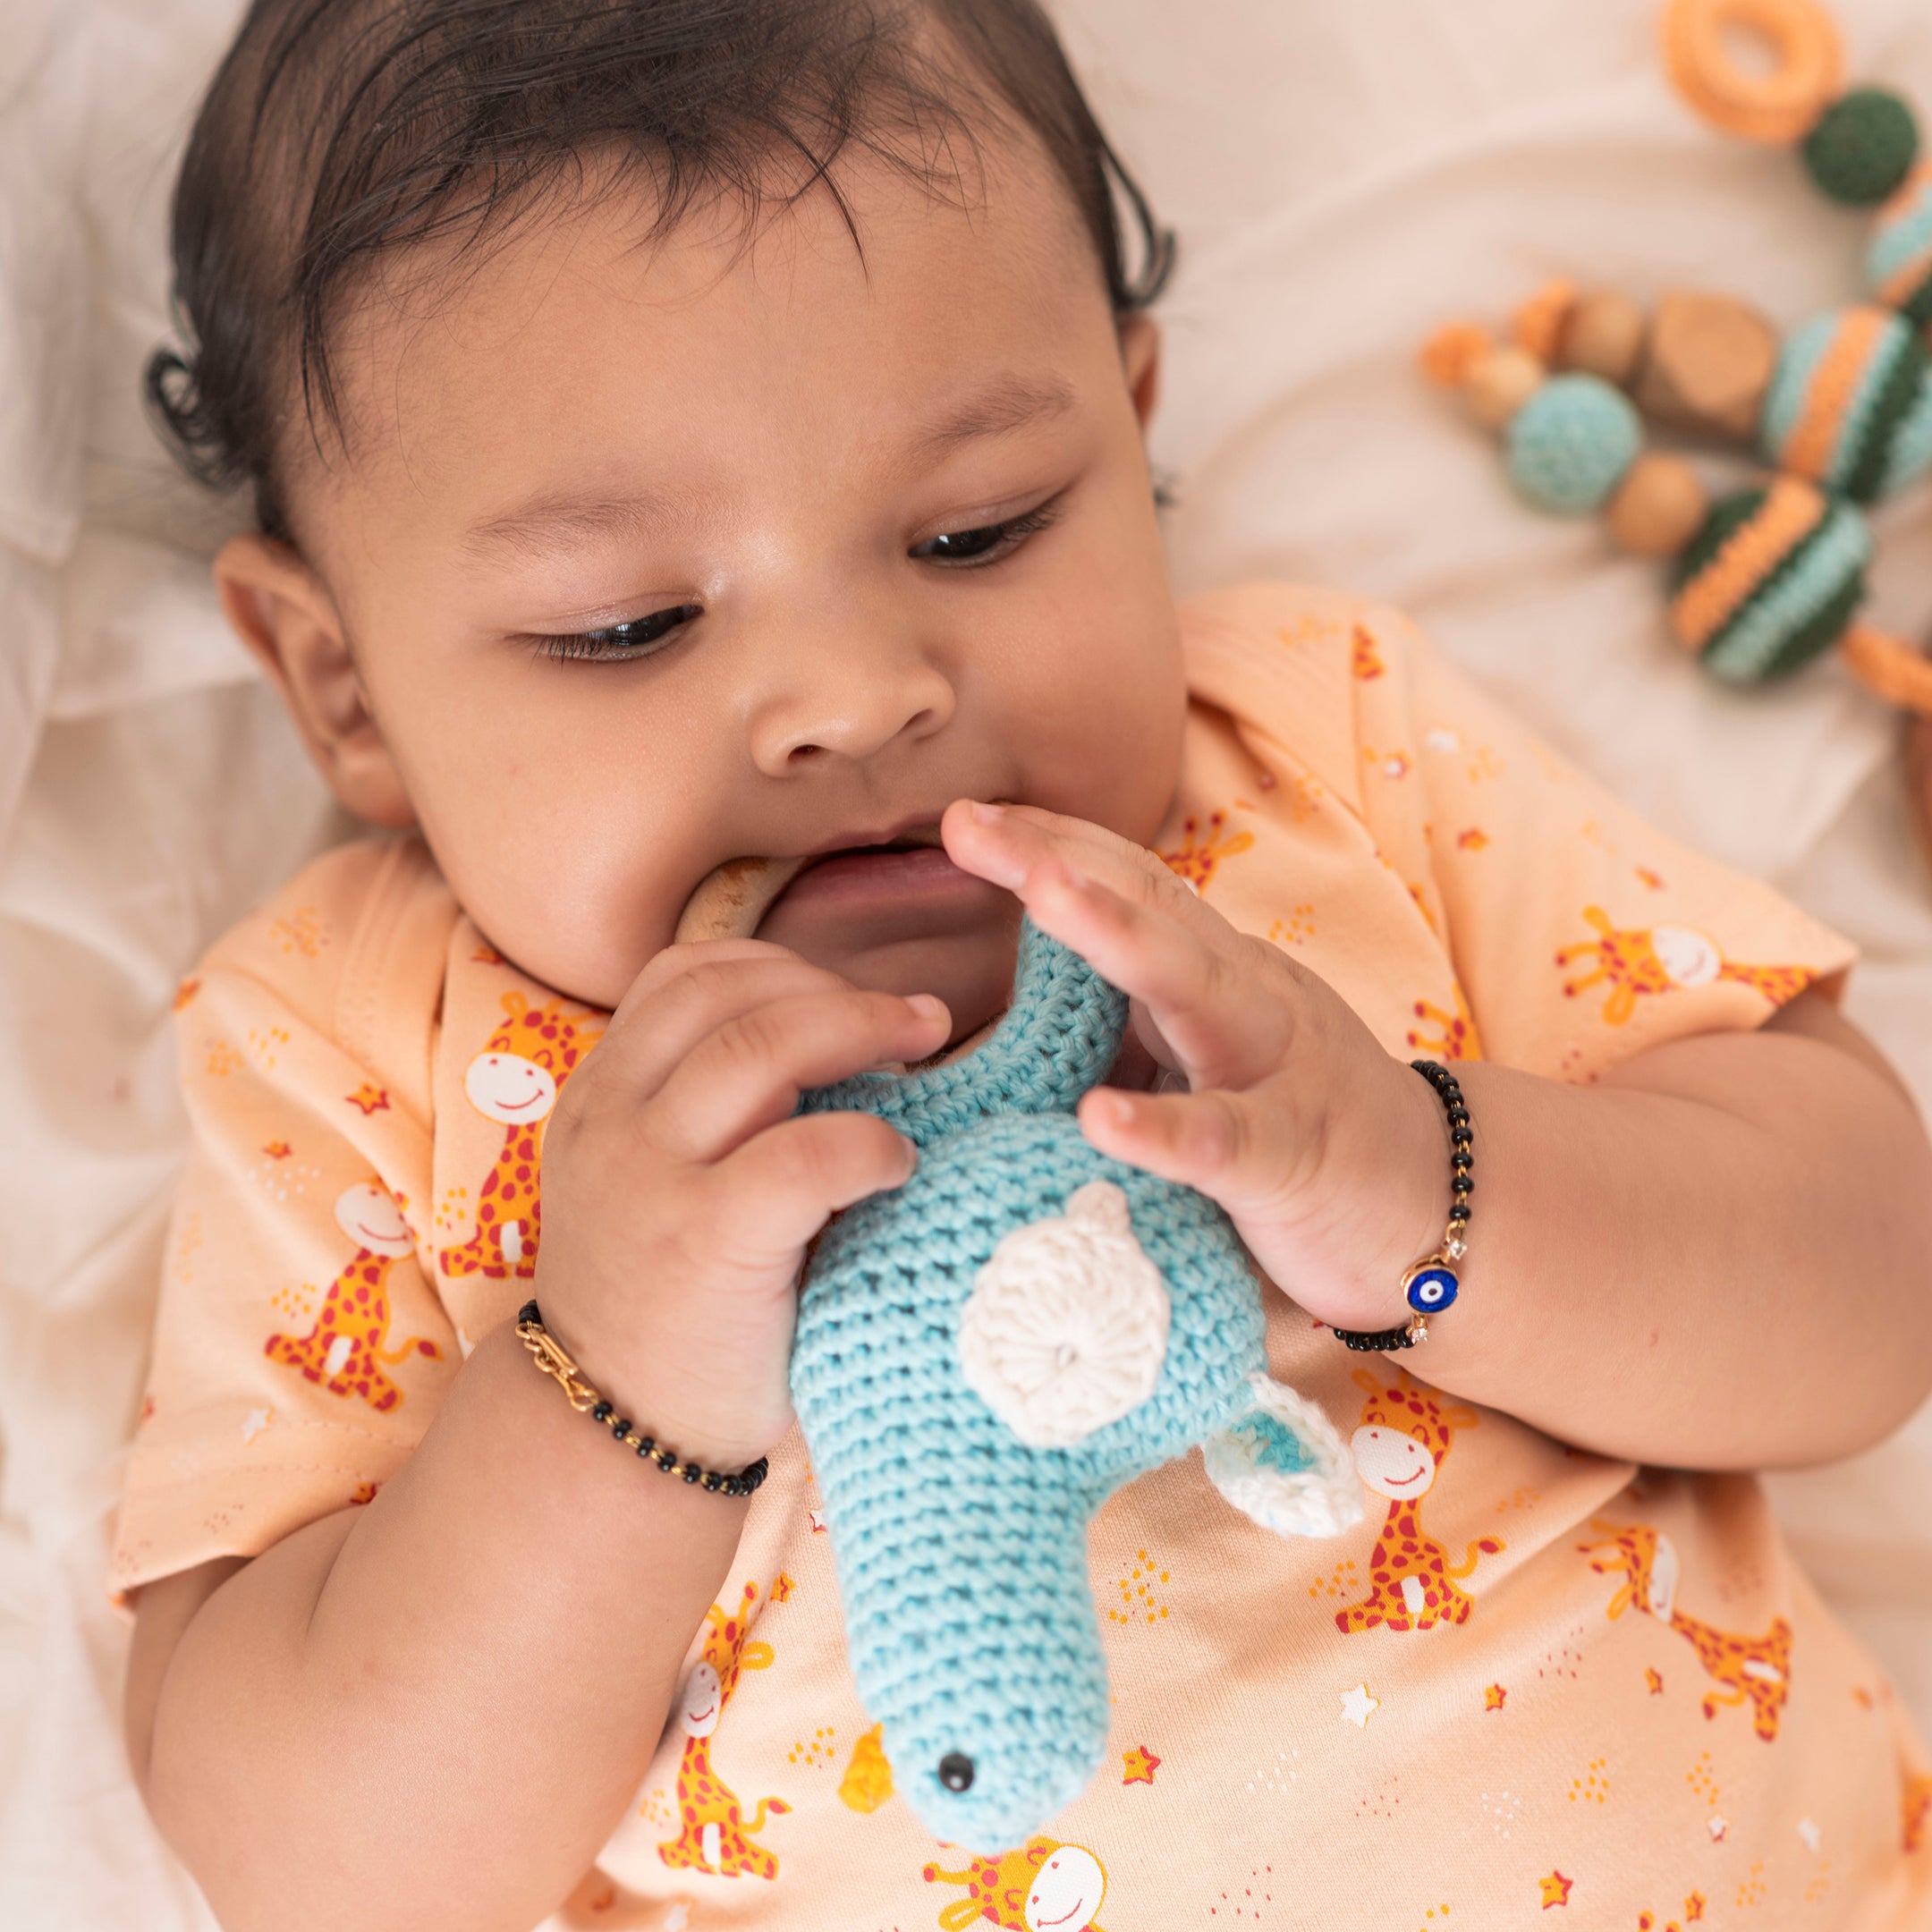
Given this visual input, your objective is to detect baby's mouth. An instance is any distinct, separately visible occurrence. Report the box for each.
[674,827,950,945]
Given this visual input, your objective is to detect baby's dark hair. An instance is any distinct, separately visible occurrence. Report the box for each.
[149,0,1174,543]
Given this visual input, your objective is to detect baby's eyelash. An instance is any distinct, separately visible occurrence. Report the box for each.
[911,497,1064,566]
[530,602,702,664]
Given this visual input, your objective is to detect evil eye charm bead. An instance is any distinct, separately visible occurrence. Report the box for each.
[1404,1263,1461,1316]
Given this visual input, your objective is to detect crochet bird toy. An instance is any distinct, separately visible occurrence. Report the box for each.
[792,920,1360,1852]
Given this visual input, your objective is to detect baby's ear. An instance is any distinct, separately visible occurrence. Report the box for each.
[214,534,415,829]
[1120,313,1162,432]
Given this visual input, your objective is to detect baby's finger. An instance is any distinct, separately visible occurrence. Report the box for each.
[1023,862,1292,1091]
[1076,1085,1301,1218]
[649,987,951,1163]
[600,951,860,1103]
[712,1112,919,1267]
[943,801,1206,925]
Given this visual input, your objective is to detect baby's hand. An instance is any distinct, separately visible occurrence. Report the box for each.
[531,943,950,1470]
[943,801,1446,1335]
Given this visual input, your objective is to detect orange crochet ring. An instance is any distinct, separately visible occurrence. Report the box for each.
[1660,0,1844,145]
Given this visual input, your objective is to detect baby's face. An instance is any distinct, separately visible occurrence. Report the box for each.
[275,143,1182,1031]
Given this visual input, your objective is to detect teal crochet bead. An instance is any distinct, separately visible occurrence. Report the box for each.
[1760,307,1932,503]
[1867,165,1932,329]
[791,923,1359,1852]
[1802,88,1920,208]
[1505,374,1643,514]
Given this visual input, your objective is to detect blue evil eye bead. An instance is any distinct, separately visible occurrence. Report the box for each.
[1505,373,1644,514]
[1404,1264,1460,1316]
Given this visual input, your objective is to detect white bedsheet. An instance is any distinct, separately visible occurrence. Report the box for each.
[4,1,1930,1924]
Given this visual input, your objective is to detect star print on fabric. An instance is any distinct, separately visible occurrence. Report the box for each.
[1707,1816,1728,1843]
[240,1405,273,1444]
[345,1082,390,1115]
[1121,1746,1161,1785]
[1457,827,1490,851]
[1645,1666,1664,1694]
[1684,1894,1706,1920]
[1483,1683,1507,1711]
[262,1140,292,1159]
[1797,1818,1821,1852]
[1339,1683,1380,1728]
[770,1572,795,1603]
[808,1508,826,1533]
[1538,1870,1573,1909]
[173,977,202,1012]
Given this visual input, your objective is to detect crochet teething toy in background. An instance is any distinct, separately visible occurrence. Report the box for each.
[1423,0,1932,858]
[790,921,1360,1852]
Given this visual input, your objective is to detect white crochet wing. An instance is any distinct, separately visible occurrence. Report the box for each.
[956,1180,1170,1448]
[1203,1374,1362,1538]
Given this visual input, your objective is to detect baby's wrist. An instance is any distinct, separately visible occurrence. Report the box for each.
[523,1292,783,1476]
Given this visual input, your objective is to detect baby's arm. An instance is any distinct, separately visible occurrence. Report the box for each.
[948,801,1932,1471]
[126,946,948,1932]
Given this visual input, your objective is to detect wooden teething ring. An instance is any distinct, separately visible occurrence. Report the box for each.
[1660,0,1844,144]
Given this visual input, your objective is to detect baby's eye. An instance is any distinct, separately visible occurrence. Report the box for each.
[910,500,1061,567]
[531,603,702,663]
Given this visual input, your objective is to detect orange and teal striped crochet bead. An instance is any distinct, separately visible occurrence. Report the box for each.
[1760,305,1932,502]
[1669,477,1871,682]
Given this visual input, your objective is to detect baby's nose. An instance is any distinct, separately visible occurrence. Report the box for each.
[744,619,956,774]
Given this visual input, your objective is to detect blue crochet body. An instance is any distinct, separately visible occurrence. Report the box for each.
[794,923,1358,1852]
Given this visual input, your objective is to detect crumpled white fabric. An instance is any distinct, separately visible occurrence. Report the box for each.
[5,3,1932,1927]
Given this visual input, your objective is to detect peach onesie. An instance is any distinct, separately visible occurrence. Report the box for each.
[116,584,1932,1929]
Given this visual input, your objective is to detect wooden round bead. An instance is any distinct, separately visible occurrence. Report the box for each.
[1466,345,1547,427]
[1556,291,1648,387]
[1607,453,1709,556]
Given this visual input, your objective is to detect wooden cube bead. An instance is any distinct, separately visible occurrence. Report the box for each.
[1556,291,1648,388]
[1607,453,1708,556]
[1635,292,1779,442]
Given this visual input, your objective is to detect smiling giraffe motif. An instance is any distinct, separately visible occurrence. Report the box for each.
[1336,1367,1504,1632]
[264,1182,441,1412]
[657,1583,791,1879]
[437,992,603,1281]
[1580,1521,1793,1741]
[1555,906,1816,1027]
[922,1837,1109,1932]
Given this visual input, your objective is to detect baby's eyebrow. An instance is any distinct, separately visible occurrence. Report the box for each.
[912,374,1078,454]
[460,491,664,563]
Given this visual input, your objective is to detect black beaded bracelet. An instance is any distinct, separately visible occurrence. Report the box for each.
[515,1301,769,1498]
[1332,1060,1471,1352]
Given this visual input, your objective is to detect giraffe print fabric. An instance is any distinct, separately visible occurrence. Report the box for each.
[116,586,1928,1925]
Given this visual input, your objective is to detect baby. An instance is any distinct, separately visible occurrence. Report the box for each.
[118,1,1932,1928]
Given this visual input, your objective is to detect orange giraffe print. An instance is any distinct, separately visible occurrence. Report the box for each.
[1556,907,1815,1027]
[922,1836,1109,1932]
[1407,983,1484,1062]
[1160,809,1255,894]
[265,1182,439,1412]
[1904,1773,1932,1853]
[657,1583,791,1880]
[1580,1521,1792,1741]
[1337,1368,1503,1633]
[438,993,604,1282]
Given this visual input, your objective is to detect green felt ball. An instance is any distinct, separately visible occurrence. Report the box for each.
[1802,89,1921,208]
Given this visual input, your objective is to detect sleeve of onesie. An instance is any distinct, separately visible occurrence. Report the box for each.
[111,836,461,1597]
[1348,601,1858,1083]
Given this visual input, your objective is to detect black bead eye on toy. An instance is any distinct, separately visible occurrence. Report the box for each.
[938,1752,976,1792]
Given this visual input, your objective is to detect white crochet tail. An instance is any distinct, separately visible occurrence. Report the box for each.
[1202,1373,1362,1539]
